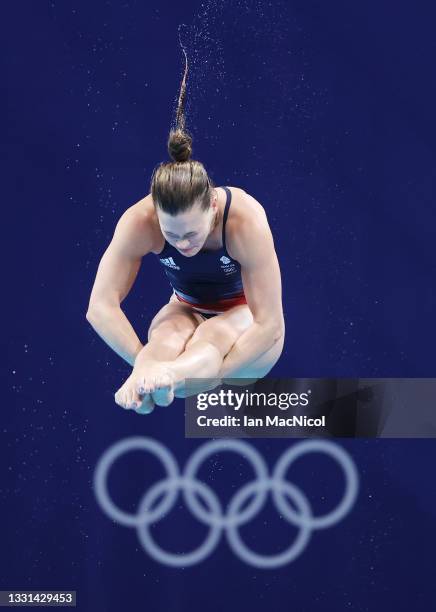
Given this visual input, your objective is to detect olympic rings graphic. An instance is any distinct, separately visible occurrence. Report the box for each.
[94,437,359,569]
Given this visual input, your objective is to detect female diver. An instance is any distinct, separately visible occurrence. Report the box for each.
[86,53,285,414]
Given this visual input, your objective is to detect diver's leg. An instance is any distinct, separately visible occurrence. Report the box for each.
[173,305,253,381]
[114,297,201,412]
[220,332,285,382]
[141,305,254,402]
[138,296,202,364]
[169,335,285,398]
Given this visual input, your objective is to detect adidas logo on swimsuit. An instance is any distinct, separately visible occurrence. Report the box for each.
[159,257,180,270]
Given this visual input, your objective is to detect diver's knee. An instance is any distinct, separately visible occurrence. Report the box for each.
[148,322,194,352]
[185,321,238,357]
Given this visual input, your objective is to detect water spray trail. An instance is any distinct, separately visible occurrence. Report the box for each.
[176,24,189,131]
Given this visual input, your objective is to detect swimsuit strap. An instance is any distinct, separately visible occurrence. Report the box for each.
[221,186,232,253]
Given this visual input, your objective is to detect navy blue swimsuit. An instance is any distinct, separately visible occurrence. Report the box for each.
[155,186,246,317]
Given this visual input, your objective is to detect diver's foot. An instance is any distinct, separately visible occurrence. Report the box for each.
[134,394,155,414]
[152,370,176,407]
[135,363,176,407]
[114,374,155,414]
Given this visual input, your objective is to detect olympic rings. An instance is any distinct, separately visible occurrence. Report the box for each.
[94,437,359,569]
[226,479,313,569]
[272,440,359,530]
[183,439,269,528]
[137,477,222,567]
[93,437,179,527]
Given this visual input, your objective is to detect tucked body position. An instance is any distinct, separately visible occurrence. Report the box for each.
[86,56,285,414]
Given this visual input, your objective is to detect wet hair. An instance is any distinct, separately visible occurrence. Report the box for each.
[151,42,214,216]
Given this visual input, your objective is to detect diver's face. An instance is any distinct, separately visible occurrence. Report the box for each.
[157,200,217,257]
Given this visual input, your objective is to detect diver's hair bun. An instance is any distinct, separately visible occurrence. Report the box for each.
[168,128,192,162]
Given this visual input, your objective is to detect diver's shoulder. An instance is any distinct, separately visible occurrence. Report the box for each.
[224,187,272,261]
[121,193,155,220]
[115,194,161,253]
[226,186,267,221]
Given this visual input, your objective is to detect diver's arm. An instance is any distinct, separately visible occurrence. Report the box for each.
[86,207,153,366]
[219,198,285,377]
